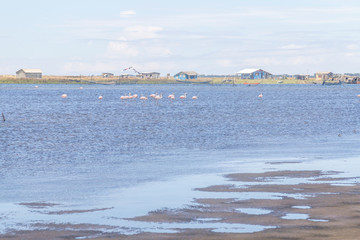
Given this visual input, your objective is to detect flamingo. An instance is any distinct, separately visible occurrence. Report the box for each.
[120,95,128,100]
[140,96,148,100]
[79,87,83,90]
[34,86,39,88]
[61,94,67,98]
[357,94,360,97]
[154,94,163,100]
[131,94,138,99]
[150,93,156,98]
[180,93,187,99]
[98,95,103,100]
[258,93,263,98]
[168,93,175,100]
[192,96,198,100]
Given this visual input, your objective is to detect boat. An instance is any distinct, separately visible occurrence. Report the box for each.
[176,79,211,84]
[244,82,260,86]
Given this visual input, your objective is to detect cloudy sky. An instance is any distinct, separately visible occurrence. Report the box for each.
[1,0,360,76]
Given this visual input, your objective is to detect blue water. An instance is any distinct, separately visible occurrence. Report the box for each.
[1,84,360,233]
[1,84,360,202]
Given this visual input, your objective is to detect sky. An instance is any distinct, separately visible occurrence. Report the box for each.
[1,0,360,76]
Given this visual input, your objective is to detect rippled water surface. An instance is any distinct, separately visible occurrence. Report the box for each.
[1,84,360,201]
[1,84,360,233]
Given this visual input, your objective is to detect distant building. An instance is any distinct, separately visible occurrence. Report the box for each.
[294,74,310,80]
[140,72,160,79]
[174,71,198,80]
[236,69,271,79]
[102,73,114,78]
[16,69,42,79]
[120,73,130,78]
[316,72,333,80]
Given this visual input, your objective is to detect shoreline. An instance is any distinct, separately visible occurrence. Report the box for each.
[0,76,342,85]
[1,157,360,239]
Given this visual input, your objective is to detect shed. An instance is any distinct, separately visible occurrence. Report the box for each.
[16,69,42,79]
[102,72,114,78]
[140,72,160,79]
[236,69,271,79]
[294,74,309,80]
[174,71,198,80]
[315,72,333,80]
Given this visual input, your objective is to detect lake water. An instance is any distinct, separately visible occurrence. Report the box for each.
[1,83,360,233]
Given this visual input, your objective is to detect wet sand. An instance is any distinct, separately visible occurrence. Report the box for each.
[1,167,360,240]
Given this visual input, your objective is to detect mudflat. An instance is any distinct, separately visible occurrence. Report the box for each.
[1,169,360,240]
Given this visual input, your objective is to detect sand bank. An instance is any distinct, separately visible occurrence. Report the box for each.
[1,167,360,240]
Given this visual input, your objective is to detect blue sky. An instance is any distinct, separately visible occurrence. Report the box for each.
[1,0,360,75]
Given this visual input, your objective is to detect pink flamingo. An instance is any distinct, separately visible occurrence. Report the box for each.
[120,95,129,100]
[258,93,263,98]
[154,94,163,100]
[180,93,187,99]
[168,93,175,100]
[192,96,198,100]
[140,96,148,100]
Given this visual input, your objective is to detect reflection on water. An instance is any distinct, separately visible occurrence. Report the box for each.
[237,208,272,215]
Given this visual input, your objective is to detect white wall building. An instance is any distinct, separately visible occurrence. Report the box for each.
[16,69,43,79]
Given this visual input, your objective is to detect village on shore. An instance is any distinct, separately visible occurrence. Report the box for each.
[1,68,359,84]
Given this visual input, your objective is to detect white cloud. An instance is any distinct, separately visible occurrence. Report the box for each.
[145,46,172,57]
[119,26,163,41]
[243,57,283,67]
[281,44,306,50]
[120,10,136,17]
[107,42,139,57]
[287,56,324,66]
[106,41,172,58]
[346,44,359,50]
[63,61,118,74]
[217,59,236,68]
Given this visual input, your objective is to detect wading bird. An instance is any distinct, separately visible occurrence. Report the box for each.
[140,96,148,100]
[180,93,187,99]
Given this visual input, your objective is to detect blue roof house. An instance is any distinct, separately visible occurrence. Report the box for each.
[174,71,198,80]
[236,69,272,79]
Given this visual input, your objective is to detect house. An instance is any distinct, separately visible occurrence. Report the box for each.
[102,73,114,78]
[120,73,131,78]
[294,74,310,80]
[316,72,333,80]
[174,71,198,80]
[236,69,271,79]
[140,72,160,79]
[16,69,42,79]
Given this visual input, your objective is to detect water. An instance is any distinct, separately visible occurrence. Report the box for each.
[1,84,360,233]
